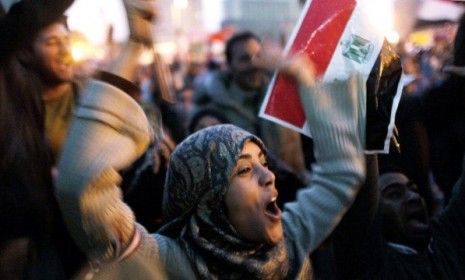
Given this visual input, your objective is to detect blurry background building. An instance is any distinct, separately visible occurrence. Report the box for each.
[63,0,465,77]
[221,0,300,42]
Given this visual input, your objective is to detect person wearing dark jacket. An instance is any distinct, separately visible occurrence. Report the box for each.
[333,160,465,279]
[418,13,465,203]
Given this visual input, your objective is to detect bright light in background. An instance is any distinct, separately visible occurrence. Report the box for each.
[363,0,393,34]
[66,0,129,45]
[202,0,223,32]
[210,41,225,57]
[71,42,88,62]
[70,32,94,62]
[173,0,189,10]
[155,41,178,62]
[139,48,155,65]
[386,30,400,44]
[361,0,398,43]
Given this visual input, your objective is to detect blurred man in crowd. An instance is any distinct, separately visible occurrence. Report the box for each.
[331,161,465,279]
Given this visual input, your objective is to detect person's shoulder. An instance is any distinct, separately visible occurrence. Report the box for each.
[152,233,185,259]
[153,233,177,248]
[152,233,196,278]
[193,71,229,104]
[197,71,230,91]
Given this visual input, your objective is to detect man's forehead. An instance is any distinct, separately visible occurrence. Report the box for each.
[378,172,409,192]
[37,22,69,39]
[232,38,261,54]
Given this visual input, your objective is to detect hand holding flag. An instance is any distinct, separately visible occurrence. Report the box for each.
[260,0,404,153]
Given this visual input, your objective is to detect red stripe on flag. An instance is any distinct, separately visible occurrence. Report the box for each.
[291,0,357,76]
[264,0,356,128]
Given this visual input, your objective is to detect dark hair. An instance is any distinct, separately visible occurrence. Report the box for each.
[0,58,45,181]
[377,154,405,176]
[225,31,261,65]
[0,0,71,62]
[188,109,229,134]
[454,13,465,66]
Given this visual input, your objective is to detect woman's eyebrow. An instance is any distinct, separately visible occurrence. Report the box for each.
[238,154,252,160]
[239,150,264,160]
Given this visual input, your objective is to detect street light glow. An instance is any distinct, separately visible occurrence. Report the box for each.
[173,0,189,10]
[362,0,394,36]
[386,30,400,44]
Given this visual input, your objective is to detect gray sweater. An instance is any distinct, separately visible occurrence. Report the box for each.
[56,75,366,279]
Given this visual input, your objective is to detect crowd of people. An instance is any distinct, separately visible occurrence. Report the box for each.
[1,0,464,279]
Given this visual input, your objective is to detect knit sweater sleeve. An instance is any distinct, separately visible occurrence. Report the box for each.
[78,224,167,279]
[282,74,366,274]
[55,79,152,265]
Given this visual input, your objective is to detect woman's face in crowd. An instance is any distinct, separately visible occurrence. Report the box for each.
[224,141,283,245]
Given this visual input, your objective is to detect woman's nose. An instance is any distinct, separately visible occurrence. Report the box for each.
[258,165,276,188]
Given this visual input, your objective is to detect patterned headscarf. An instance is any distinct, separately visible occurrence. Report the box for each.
[160,124,288,279]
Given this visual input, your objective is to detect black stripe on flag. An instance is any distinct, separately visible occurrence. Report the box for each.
[365,39,402,152]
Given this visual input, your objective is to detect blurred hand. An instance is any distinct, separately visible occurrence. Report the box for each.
[251,52,315,87]
[238,50,316,92]
[152,132,175,173]
[279,54,316,87]
[250,51,284,71]
[123,0,157,46]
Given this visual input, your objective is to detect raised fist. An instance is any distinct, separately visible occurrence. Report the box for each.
[123,0,157,46]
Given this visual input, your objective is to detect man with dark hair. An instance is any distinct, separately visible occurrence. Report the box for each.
[225,31,261,64]
[194,31,268,135]
[30,17,79,163]
[5,0,78,163]
[193,31,308,180]
[224,31,270,94]
[330,158,465,279]
[377,170,431,252]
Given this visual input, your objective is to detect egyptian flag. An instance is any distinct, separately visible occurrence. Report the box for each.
[259,0,403,153]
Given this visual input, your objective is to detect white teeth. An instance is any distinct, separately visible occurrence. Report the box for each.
[271,197,276,202]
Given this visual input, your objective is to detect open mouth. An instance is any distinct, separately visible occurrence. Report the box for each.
[408,208,427,222]
[264,197,282,221]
